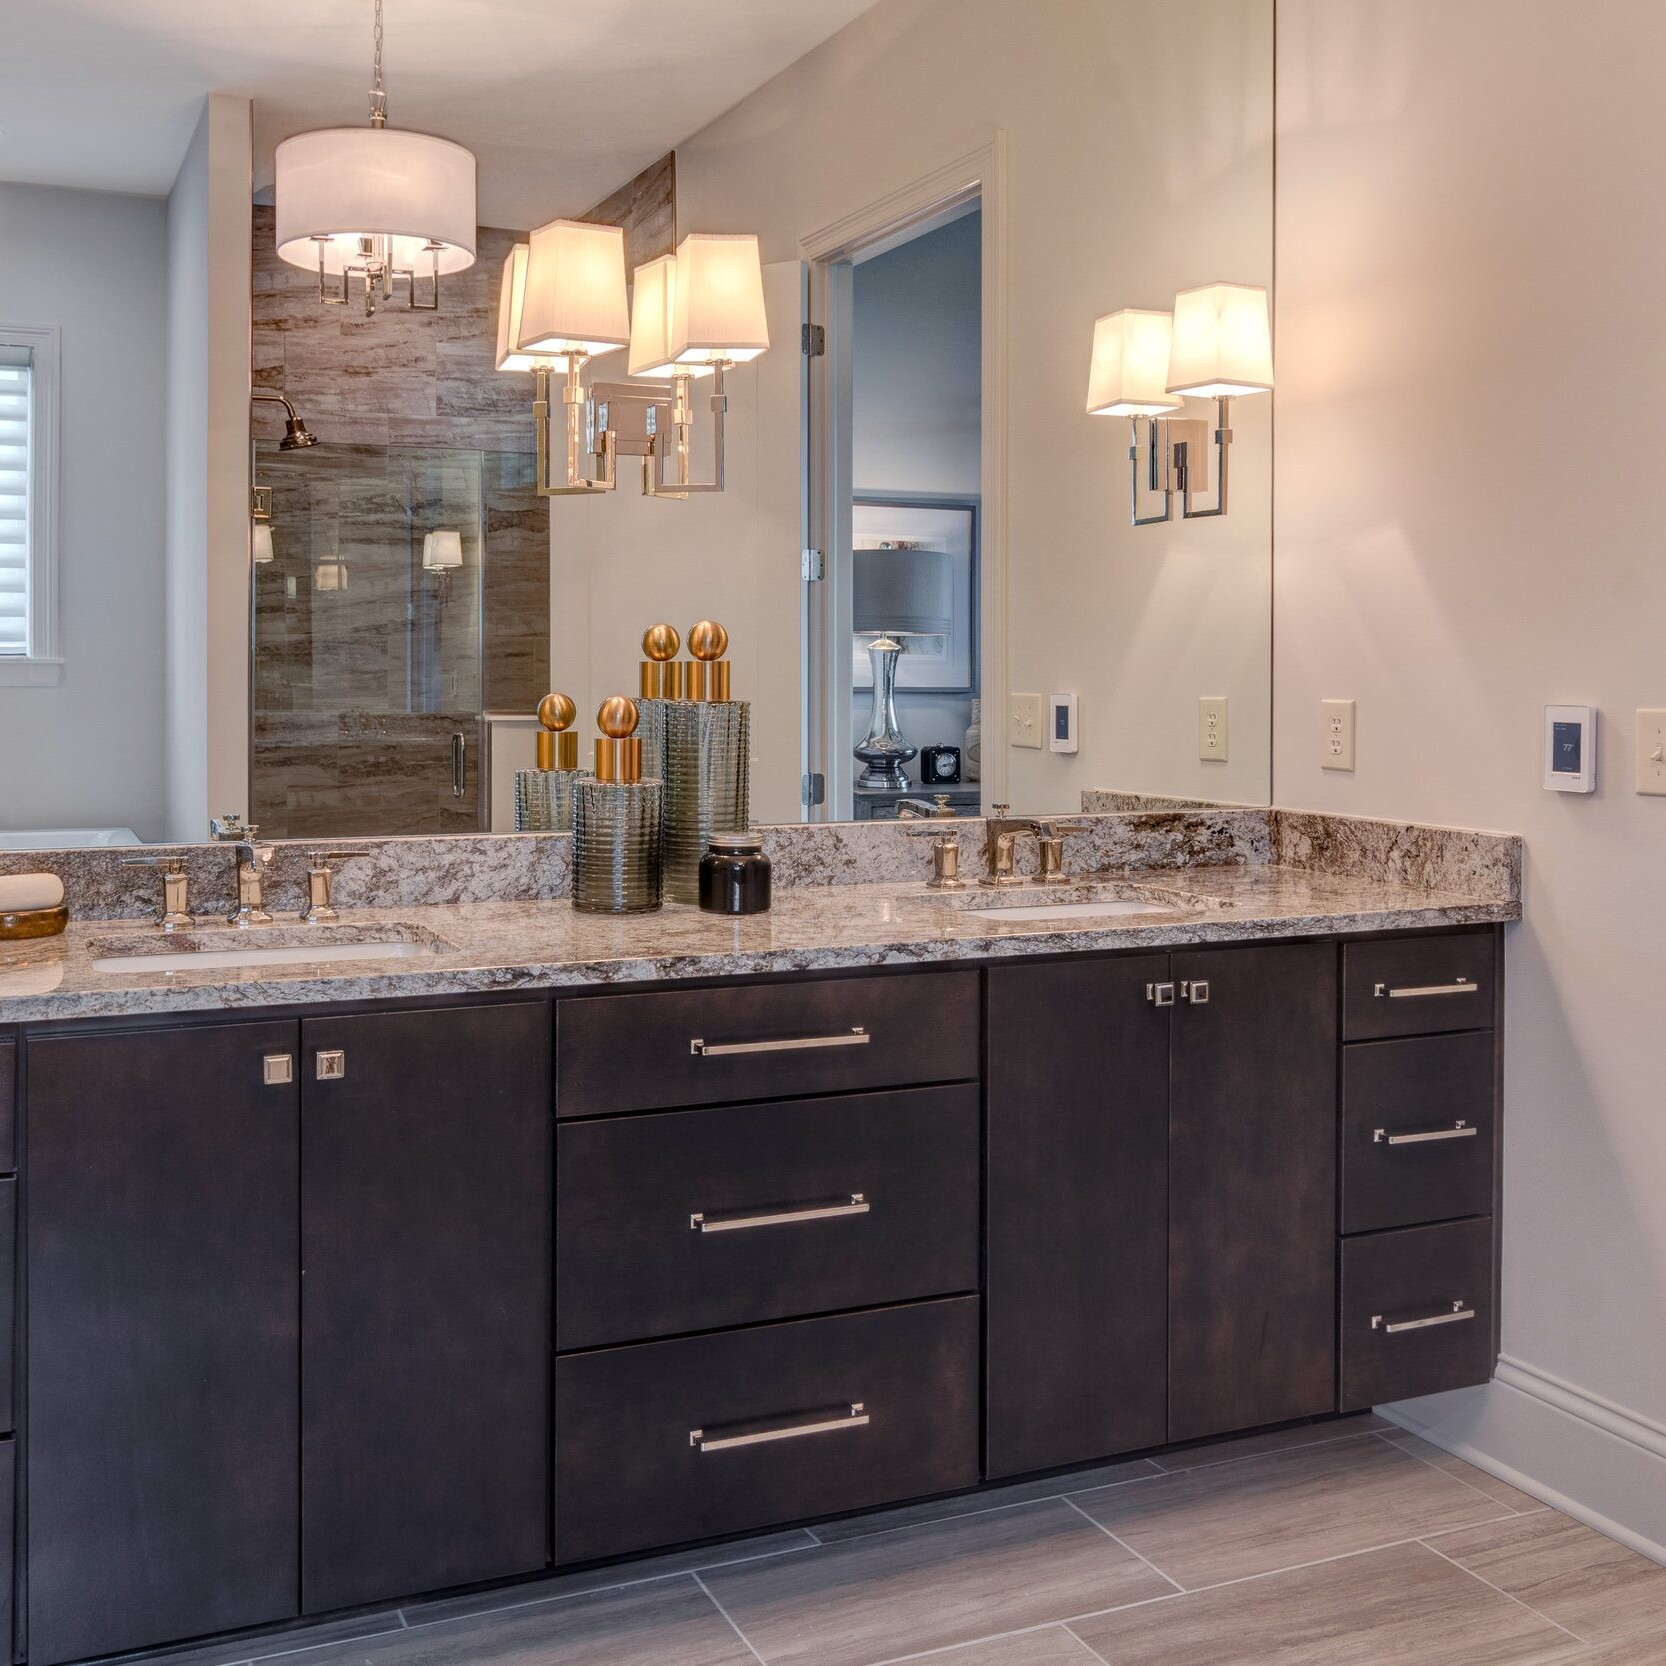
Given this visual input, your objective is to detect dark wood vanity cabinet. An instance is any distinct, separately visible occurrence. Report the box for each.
[299,1003,551,1615]
[25,1021,302,1666]
[6,935,1502,1664]
[986,941,1339,1474]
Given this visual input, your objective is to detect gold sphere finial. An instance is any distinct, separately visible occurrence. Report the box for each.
[537,692,577,732]
[597,695,639,739]
[642,623,680,662]
[688,619,728,661]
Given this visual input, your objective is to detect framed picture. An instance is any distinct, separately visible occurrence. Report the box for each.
[851,494,979,693]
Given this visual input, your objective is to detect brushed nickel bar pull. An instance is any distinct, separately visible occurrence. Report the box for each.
[690,1402,869,1453]
[1373,978,1478,999]
[1372,1301,1475,1335]
[1373,1121,1478,1146]
[691,1193,869,1233]
[689,1027,870,1058]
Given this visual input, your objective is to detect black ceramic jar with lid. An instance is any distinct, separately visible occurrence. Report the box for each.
[698,831,772,915]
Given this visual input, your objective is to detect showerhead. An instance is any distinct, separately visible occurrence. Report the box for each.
[253,391,319,450]
[278,414,318,450]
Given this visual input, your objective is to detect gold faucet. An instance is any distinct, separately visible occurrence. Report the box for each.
[979,804,1047,887]
[211,814,275,927]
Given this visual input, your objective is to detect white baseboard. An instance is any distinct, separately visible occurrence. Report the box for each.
[1383,1357,1666,1567]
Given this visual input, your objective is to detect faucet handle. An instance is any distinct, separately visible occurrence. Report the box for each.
[121,856,192,929]
[121,854,187,874]
[301,851,367,924]
[210,814,256,842]
[989,802,1010,820]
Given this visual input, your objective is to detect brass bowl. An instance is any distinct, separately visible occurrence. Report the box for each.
[0,903,68,942]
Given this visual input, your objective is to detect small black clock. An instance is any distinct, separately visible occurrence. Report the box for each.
[918,744,962,785]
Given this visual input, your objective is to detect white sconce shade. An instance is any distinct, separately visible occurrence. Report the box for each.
[314,558,349,591]
[252,522,275,565]
[422,529,464,571]
[516,219,630,363]
[495,244,551,373]
[274,127,477,276]
[1165,282,1274,398]
[1086,309,1184,416]
[628,255,713,379]
[669,233,770,366]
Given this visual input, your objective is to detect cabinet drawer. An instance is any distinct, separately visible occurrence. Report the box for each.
[1342,1033,1494,1234]
[556,970,979,1117]
[554,1298,979,1564]
[1343,934,1495,1041]
[1340,1219,1495,1410]
[557,1085,979,1350]
[0,1041,13,1174]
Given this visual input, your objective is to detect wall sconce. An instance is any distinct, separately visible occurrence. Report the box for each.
[629,234,770,498]
[422,529,463,598]
[252,518,275,565]
[1088,282,1272,525]
[499,220,631,496]
[314,557,349,592]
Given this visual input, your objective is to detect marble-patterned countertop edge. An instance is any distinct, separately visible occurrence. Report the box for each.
[0,865,1520,1025]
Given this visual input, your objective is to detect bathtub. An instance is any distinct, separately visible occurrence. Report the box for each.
[0,828,142,852]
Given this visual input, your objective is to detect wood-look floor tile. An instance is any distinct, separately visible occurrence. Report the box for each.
[703,1498,1173,1666]
[1380,1429,1543,1513]
[402,1529,818,1625]
[1148,1413,1390,1473]
[1069,1540,1580,1665]
[812,1458,1160,1544]
[1434,1512,1666,1646]
[1074,1431,1510,1588]
[876,1627,1106,1665]
[239,1578,756,1666]
[127,1611,406,1666]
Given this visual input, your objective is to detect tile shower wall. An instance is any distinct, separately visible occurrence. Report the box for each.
[249,206,550,836]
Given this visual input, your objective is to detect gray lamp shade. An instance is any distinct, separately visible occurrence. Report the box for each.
[852,542,953,636]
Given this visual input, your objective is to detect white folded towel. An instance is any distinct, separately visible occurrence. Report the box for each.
[0,872,66,913]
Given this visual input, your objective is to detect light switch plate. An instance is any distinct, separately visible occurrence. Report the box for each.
[1322,699,1356,771]
[1009,692,1043,749]
[1198,696,1228,762]
[1637,709,1666,795]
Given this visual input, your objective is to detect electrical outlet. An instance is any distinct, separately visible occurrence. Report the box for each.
[1008,692,1043,749]
[1198,696,1228,762]
[1637,709,1666,795]
[1322,699,1356,771]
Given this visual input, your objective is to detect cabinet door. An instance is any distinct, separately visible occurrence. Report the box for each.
[26,1022,300,1666]
[1169,943,1338,1442]
[300,1002,551,1614]
[986,955,1170,1478]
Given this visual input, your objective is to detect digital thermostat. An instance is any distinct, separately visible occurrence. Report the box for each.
[1048,693,1078,754]
[1544,705,1597,793]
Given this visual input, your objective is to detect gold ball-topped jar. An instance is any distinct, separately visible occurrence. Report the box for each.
[640,623,683,698]
[642,623,680,661]
[535,691,578,770]
[595,695,644,782]
[687,619,731,701]
[597,695,639,739]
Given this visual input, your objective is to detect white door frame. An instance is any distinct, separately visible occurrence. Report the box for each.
[800,135,1009,817]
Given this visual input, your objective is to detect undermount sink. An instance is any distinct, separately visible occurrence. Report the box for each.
[913,879,1219,926]
[89,923,452,975]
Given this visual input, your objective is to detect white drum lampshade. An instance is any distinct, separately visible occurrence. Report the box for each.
[515,220,630,364]
[422,529,464,571]
[1086,309,1184,416]
[274,127,477,277]
[251,522,275,565]
[1165,282,1274,398]
[669,233,770,366]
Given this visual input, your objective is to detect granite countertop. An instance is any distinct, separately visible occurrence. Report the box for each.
[0,863,1519,1025]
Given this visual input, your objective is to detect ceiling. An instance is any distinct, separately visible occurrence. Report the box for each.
[0,0,880,226]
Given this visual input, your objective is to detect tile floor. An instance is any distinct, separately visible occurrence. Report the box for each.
[140,1417,1666,1666]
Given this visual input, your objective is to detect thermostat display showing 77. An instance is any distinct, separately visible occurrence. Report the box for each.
[1544,705,1596,793]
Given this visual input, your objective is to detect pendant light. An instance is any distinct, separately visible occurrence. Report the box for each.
[274,0,477,317]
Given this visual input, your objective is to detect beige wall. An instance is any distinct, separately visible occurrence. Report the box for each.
[164,92,251,840]
[1277,0,1666,1555]
[677,0,1273,812]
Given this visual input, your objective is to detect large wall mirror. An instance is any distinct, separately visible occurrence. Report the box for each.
[0,0,1272,847]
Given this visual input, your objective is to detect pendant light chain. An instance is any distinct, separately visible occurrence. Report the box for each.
[368,0,388,128]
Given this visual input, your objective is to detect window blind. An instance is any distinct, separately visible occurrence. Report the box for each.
[0,351,30,656]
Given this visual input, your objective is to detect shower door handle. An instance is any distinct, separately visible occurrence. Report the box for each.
[451,731,467,798]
